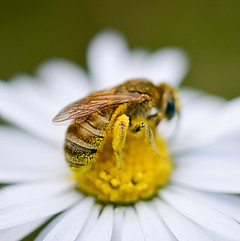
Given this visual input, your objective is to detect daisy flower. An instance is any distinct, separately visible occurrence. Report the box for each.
[0,31,240,241]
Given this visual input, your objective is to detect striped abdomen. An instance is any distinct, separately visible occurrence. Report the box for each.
[64,111,112,169]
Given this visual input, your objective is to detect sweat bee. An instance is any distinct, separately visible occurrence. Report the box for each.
[53,79,179,171]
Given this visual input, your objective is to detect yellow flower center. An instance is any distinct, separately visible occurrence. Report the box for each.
[73,131,172,204]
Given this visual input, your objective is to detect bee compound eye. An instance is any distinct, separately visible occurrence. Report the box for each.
[166,98,176,119]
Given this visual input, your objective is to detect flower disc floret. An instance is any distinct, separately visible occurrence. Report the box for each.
[74,131,172,204]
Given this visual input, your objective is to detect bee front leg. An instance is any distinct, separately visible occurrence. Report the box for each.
[131,122,159,154]
[112,114,130,170]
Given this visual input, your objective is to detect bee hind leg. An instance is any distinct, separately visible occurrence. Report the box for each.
[112,114,130,170]
[131,122,159,154]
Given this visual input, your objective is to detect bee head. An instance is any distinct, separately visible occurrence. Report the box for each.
[119,79,180,122]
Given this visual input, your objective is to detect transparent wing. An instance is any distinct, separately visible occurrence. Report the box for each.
[52,92,146,125]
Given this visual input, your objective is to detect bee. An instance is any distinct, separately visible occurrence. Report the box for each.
[53,79,179,171]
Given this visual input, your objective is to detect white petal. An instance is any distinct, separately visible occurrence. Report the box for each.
[0,80,64,144]
[0,126,65,171]
[87,31,130,90]
[168,90,221,150]
[76,205,101,241]
[142,48,189,87]
[170,185,240,223]
[173,139,240,161]
[35,208,70,241]
[203,97,240,140]
[153,199,212,241]
[171,95,240,153]
[0,166,68,183]
[171,155,240,193]
[36,59,91,109]
[41,197,94,241]
[202,229,231,241]
[121,207,145,241]
[0,179,75,209]
[0,191,82,229]
[85,205,113,241]
[178,87,205,103]
[135,202,174,241]
[11,74,58,120]
[0,217,48,241]
[88,31,189,91]
[169,88,225,153]
[0,159,67,181]
[171,174,240,193]
[111,207,124,241]
[0,126,59,154]
[121,49,149,80]
[160,188,240,240]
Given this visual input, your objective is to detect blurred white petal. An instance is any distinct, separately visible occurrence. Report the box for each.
[0,127,65,171]
[173,139,240,161]
[171,155,240,193]
[11,75,58,120]
[171,95,240,153]
[76,205,101,241]
[0,218,48,241]
[170,89,224,152]
[0,81,64,144]
[203,229,231,241]
[0,166,68,183]
[120,49,149,80]
[121,207,145,241]
[111,207,124,241]
[87,31,130,90]
[35,211,68,241]
[141,48,189,87]
[40,197,94,241]
[0,179,75,209]
[135,202,174,241]
[87,31,188,90]
[200,97,240,143]
[36,59,91,108]
[154,199,212,241]
[85,205,113,241]
[170,185,240,222]
[0,191,82,229]
[160,188,240,240]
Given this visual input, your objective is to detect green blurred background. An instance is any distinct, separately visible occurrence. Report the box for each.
[0,0,239,99]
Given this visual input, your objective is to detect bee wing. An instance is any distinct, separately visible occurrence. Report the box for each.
[52,92,146,125]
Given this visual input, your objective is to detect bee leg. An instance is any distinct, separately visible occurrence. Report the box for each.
[131,122,159,154]
[112,114,130,170]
